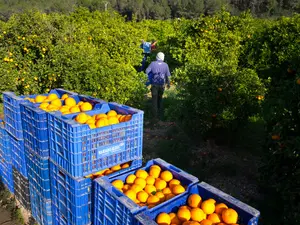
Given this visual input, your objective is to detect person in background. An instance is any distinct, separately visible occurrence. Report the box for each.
[140,40,152,71]
[146,52,171,121]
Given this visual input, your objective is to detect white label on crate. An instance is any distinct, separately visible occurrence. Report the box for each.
[97,142,125,157]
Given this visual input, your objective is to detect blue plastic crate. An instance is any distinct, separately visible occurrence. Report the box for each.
[50,160,92,225]
[0,160,14,194]
[93,158,199,225]
[9,134,27,178]
[3,89,78,140]
[48,102,144,178]
[20,94,106,158]
[29,185,53,225]
[135,182,260,225]
[50,157,142,225]
[25,148,51,199]
[0,120,11,162]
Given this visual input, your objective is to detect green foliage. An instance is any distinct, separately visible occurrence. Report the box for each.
[0,8,147,104]
[166,11,266,135]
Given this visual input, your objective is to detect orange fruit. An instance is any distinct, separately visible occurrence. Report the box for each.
[111,180,124,189]
[95,118,109,128]
[215,203,228,214]
[134,177,147,189]
[145,176,155,185]
[155,192,166,203]
[130,184,143,193]
[207,213,221,223]
[75,113,89,124]
[85,118,95,125]
[155,179,167,190]
[160,170,173,182]
[39,102,49,109]
[190,208,206,222]
[156,213,171,225]
[147,195,160,205]
[188,194,202,208]
[200,219,212,225]
[162,187,172,195]
[135,170,148,179]
[216,223,226,225]
[172,185,185,195]
[207,199,216,204]
[47,104,60,112]
[96,114,107,120]
[189,222,201,225]
[61,94,69,100]
[149,166,161,178]
[169,179,181,189]
[165,193,175,201]
[201,200,215,215]
[89,124,96,129]
[177,208,191,222]
[107,110,117,117]
[119,115,126,122]
[137,191,149,203]
[169,213,181,224]
[80,102,93,111]
[122,184,131,192]
[124,115,132,121]
[124,190,136,202]
[47,93,59,101]
[70,106,81,113]
[108,116,119,125]
[125,174,136,184]
[144,184,156,195]
[221,208,238,224]
[35,95,47,103]
[77,101,84,106]
[51,99,62,107]
[104,170,113,175]
[121,163,130,169]
[111,164,121,171]
[65,97,76,107]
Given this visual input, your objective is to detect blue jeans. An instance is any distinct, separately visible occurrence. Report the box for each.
[151,85,164,119]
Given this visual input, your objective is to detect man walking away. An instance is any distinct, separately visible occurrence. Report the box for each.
[146,52,171,120]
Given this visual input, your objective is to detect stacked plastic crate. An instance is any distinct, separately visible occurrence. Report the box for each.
[3,92,31,209]
[20,89,78,225]
[47,102,144,225]
[0,119,14,194]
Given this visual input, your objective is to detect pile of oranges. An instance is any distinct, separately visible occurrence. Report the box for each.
[26,93,94,113]
[85,162,131,179]
[155,194,239,225]
[74,110,132,129]
[111,165,187,208]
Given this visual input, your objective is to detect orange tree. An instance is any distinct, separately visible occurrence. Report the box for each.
[244,15,300,224]
[165,10,266,137]
[0,8,147,105]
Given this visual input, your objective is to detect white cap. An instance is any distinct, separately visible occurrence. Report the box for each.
[156,52,165,61]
